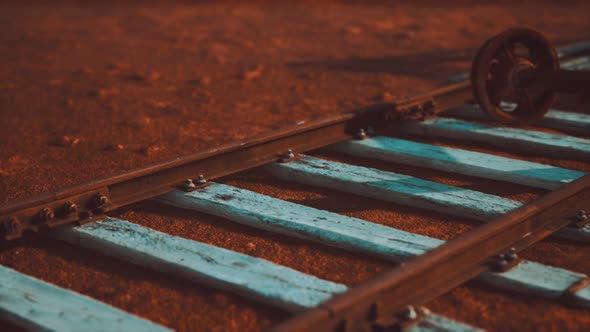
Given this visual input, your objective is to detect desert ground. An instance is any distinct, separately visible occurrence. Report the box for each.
[1,1,590,331]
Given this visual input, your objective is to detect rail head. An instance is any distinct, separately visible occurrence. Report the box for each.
[1,38,588,241]
[271,174,590,332]
[0,81,475,241]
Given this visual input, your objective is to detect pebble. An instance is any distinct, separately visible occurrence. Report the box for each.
[148,100,171,109]
[62,98,75,108]
[242,64,264,80]
[345,26,362,35]
[376,91,396,102]
[55,135,81,147]
[148,71,161,81]
[199,76,212,86]
[127,116,152,129]
[142,145,161,156]
[373,20,395,31]
[88,88,117,98]
[186,77,212,86]
[105,143,125,151]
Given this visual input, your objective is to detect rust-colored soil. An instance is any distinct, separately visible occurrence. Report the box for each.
[1,1,590,331]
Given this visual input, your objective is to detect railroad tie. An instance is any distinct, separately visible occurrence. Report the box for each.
[332,136,586,190]
[50,217,478,332]
[266,155,590,243]
[397,118,590,161]
[0,264,170,332]
[446,104,590,137]
[156,183,590,307]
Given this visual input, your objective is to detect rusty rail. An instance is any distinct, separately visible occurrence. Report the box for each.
[0,41,588,241]
[0,80,472,240]
[272,174,590,332]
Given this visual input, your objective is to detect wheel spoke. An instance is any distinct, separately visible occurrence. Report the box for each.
[518,88,535,113]
[488,78,509,106]
[500,42,516,66]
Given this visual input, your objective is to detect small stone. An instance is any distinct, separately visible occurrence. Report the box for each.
[345,26,362,35]
[48,78,64,86]
[148,71,161,81]
[148,100,171,109]
[215,55,226,64]
[199,76,212,86]
[105,143,124,151]
[376,91,396,102]
[127,116,152,129]
[55,136,81,147]
[186,77,211,86]
[246,242,256,249]
[271,38,286,47]
[88,88,117,98]
[63,98,75,108]
[142,145,161,156]
[242,64,264,80]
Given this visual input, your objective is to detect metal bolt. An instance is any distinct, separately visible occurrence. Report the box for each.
[577,210,588,222]
[402,305,418,321]
[40,208,55,222]
[495,255,508,269]
[1,216,21,236]
[197,175,207,185]
[506,247,518,261]
[284,149,295,159]
[355,128,367,140]
[183,179,196,191]
[64,201,78,214]
[95,193,109,208]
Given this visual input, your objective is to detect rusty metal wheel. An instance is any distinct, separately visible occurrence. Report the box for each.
[470,28,559,124]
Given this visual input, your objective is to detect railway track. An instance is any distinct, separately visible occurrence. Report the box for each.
[1,38,590,331]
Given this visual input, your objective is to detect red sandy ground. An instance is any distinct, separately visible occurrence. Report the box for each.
[1,1,590,331]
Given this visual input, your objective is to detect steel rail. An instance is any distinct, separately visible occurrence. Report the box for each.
[1,80,470,240]
[1,41,589,240]
[272,174,590,332]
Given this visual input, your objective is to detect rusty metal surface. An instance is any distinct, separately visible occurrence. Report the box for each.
[271,174,590,332]
[471,28,590,124]
[470,28,559,124]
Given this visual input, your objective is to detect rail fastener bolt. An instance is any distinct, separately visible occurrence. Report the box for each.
[577,210,588,222]
[285,149,295,159]
[402,305,418,321]
[183,179,197,191]
[279,149,298,163]
[40,207,55,222]
[1,216,22,236]
[506,247,518,261]
[355,128,368,140]
[95,193,110,208]
[197,175,207,185]
[64,201,78,215]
